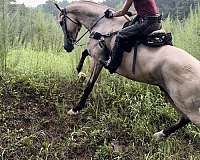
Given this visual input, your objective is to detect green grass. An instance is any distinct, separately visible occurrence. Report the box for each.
[6,47,86,78]
[0,73,200,159]
[1,6,200,160]
[163,7,200,59]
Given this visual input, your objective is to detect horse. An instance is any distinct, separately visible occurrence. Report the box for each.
[55,1,200,139]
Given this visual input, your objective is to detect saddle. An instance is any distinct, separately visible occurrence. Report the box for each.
[122,29,173,74]
[89,27,173,74]
[124,29,173,53]
[124,30,173,74]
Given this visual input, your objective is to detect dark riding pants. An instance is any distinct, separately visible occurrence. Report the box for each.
[109,17,162,73]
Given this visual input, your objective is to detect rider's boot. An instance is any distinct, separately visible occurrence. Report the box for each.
[101,36,124,74]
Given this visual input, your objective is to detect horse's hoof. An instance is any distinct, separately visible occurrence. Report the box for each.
[153,130,167,140]
[67,109,79,115]
[78,72,86,81]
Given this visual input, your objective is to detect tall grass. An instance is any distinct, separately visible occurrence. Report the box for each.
[0,0,8,71]
[6,48,83,78]
[2,4,200,76]
[0,2,64,72]
[163,6,200,59]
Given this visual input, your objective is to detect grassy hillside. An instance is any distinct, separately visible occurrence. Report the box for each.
[1,72,200,160]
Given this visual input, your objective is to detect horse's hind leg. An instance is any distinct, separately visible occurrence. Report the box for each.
[154,115,190,139]
[154,87,191,139]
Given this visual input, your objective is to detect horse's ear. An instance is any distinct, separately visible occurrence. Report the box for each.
[54,3,62,12]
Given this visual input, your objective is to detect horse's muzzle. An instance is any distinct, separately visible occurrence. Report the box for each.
[64,43,74,52]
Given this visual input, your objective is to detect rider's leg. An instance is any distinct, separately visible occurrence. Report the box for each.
[104,35,125,73]
[102,19,161,74]
[104,23,142,74]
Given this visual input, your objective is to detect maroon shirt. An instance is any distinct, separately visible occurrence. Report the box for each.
[133,0,159,17]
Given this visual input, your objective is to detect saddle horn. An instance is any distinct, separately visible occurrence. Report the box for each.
[54,3,62,12]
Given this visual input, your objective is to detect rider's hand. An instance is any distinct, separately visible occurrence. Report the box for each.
[104,9,114,18]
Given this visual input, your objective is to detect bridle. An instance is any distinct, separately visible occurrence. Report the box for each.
[55,3,105,46]
[54,3,131,47]
[59,8,82,45]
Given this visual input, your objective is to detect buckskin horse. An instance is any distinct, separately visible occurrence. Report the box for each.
[54,1,200,139]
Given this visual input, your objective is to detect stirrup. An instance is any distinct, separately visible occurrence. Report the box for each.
[100,58,117,74]
[100,57,111,68]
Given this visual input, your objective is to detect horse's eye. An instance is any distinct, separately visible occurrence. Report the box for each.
[59,21,63,26]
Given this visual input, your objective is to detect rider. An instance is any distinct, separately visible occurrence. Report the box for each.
[102,0,162,74]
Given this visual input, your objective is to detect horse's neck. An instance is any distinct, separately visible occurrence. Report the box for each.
[67,2,104,29]
[77,12,126,34]
[67,2,126,31]
[78,15,99,30]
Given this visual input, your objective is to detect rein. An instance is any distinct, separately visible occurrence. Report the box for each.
[61,9,106,46]
[74,15,105,45]
[54,3,124,47]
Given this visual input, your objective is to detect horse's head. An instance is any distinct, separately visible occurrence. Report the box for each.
[55,3,82,52]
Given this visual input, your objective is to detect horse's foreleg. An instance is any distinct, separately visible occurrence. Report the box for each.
[68,61,103,115]
[76,49,89,73]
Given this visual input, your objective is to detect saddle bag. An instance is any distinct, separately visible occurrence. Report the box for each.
[143,32,173,47]
[124,30,173,53]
